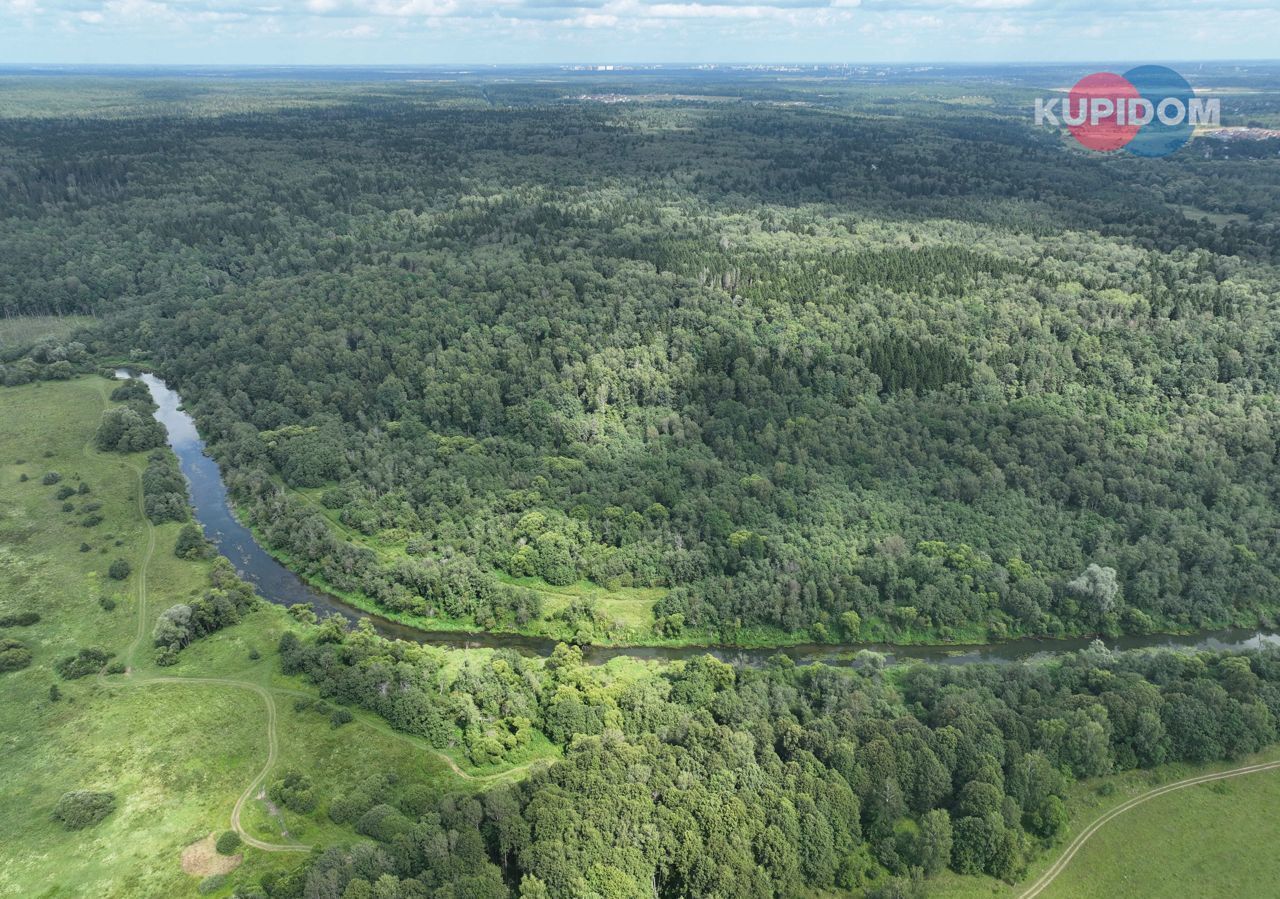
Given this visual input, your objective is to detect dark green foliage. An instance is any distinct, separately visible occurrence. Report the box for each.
[40,472,60,486]
[174,523,209,560]
[50,791,115,830]
[0,611,39,627]
[215,830,241,855]
[107,559,130,580]
[0,638,32,672]
[196,874,226,895]
[55,485,75,500]
[110,379,151,403]
[48,684,61,702]
[94,405,165,453]
[329,708,353,728]
[97,596,116,611]
[54,647,112,680]
[268,771,316,814]
[141,450,189,524]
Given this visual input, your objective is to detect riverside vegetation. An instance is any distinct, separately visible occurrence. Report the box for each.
[2,66,1280,897]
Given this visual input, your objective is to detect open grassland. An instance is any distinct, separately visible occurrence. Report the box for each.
[1034,760,1280,899]
[0,376,548,898]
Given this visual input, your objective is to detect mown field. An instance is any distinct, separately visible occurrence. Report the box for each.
[0,376,547,898]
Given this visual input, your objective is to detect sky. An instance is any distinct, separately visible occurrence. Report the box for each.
[0,0,1277,66]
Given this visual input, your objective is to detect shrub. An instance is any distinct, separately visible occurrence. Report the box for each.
[98,596,116,611]
[175,524,210,560]
[215,830,242,855]
[77,482,90,495]
[95,406,165,453]
[248,647,261,661]
[41,472,61,485]
[268,771,316,813]
[51,791,115,830]
[0,638,33,673]
[18,473,28,482]
[56,485,75,500]
[55,647,112,679]
[197,874,227,895]
[330,708,354,729]
[61,502,75,513]
[81,514,104,528]
[49,684,61,702]
[79,542,91,553]
[0,611,40,627]
[108,559,131,580]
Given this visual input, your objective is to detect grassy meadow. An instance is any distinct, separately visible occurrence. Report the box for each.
[0,376,543,898]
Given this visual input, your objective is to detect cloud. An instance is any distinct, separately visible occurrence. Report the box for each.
[3,0,1279,62]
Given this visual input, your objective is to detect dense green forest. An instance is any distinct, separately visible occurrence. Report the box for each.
[267,617,1280,898]
[3,73,1280,646]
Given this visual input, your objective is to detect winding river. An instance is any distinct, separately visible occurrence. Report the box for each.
[121,369,1280,668]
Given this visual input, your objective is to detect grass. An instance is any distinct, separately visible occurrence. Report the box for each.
[0,315,94,352]
[0,376,546,898]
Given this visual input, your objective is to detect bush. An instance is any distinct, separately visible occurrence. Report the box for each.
[18,473,28,482]
[330,708,354,729]
[175,524,210,560]
[80,542,91,552]
[81,514,104,528]
[268,771,316,813]
[98,596,116,611]
[0,611,40,627]
[56,485,75,500]
[197,874,227,895]
[215,830,242,855]
[61,502,75,513]
[41,472,61,485]
[51,791,115,830]
[0,638,33,673]
[108,559,131,580]
[55,647,112,679]
[95,406,165,453]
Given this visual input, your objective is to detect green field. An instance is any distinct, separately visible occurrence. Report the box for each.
[0,315,93,353]
[0,376,547,898]
[1036,762,1280,898]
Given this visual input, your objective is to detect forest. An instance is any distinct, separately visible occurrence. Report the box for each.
[266,616,1280,898]
[3,73,1278,645]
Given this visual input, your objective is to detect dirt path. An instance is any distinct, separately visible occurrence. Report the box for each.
[1017,758,1280,899]
[91,401,309,853]
[90,383,529,857]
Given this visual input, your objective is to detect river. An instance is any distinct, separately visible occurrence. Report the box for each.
[120,369,1280,668]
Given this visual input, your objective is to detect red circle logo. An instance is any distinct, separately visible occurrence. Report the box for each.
[1066,72,1141,151]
